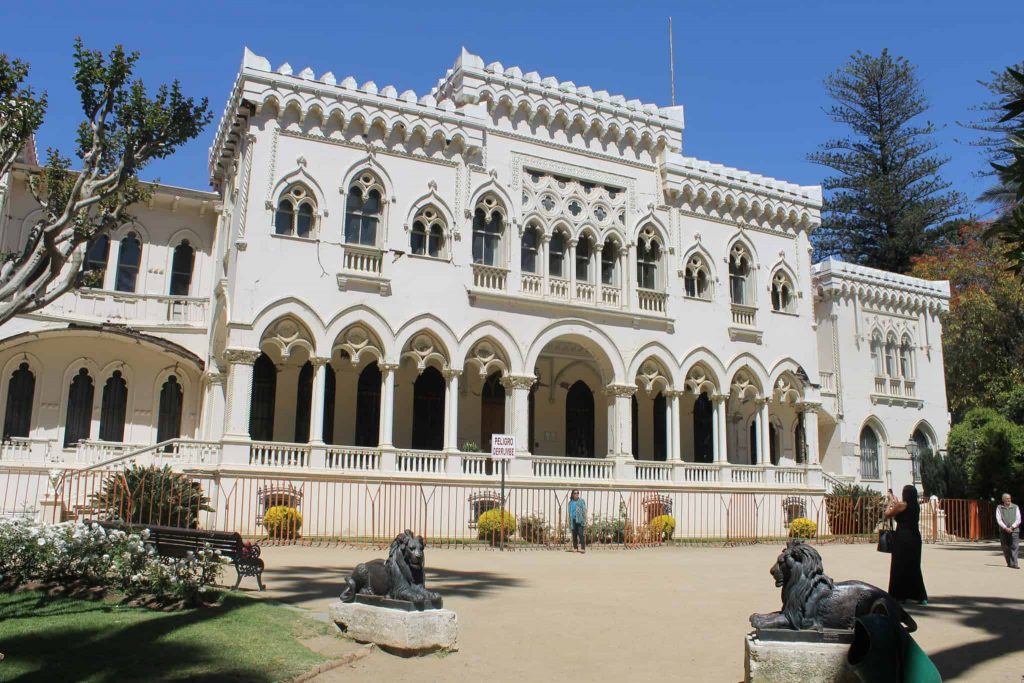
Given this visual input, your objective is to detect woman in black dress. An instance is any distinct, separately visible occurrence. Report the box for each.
[884,484,928,604]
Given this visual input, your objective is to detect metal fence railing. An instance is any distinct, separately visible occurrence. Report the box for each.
[0,466,1001,550]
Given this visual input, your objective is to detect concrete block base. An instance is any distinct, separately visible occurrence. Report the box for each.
[745,632,857,682]
[330,601,458,656]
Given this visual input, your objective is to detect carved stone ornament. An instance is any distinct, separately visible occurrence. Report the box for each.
[224,349,262,365]
[603,383,637,398]
[500,374,537,390]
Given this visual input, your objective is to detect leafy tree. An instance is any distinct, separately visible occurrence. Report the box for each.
[947,408,1024,501]
[0,40,210,327]
[983,68,1024,274]
[920,445,968,499]
[908,221,1024,418]
[961,62,1024,209]
[809,50,964,272]
[90,464,213,529]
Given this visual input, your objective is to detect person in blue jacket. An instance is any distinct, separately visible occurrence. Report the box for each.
[568,490,587,553]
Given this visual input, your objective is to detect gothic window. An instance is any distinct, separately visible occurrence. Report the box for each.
[471,194,505,266]
[322,364,336,444]
[480,372,506,451]
[549,230,567,278]
[576,238,592,282]
[249,353,276,441]
[693,392,713,464]
[771,270,795,312]
[684,255,710,299]
[859,425,880,479]
[115,232,142,293]
[344,173,384,246]
[653,391,667,461]
[83,234,110,285]
[601,242,618,286]
[521,224,540,273]
[169,240,195,296]
[900,335,914,379]
[99,370,128,442]
[410,206,445,258]
[355,363,381,447]
[293,361,314,443]
[729,244,751,305]
[910,427,930,483]
[156,375,183,445]
[3,362,35,439]
[275,185,317,238]
[412,367,445,451]
[64,368,94,447]
[870,332,884,376]
[565,380,595,458]
[885,334,898,377]
[636,228,662,290]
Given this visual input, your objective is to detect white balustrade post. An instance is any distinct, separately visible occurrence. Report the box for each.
[308,357,329,445]
[223,349,260,439]
[443,368,462,452]
[712,394,728,463]
[378,362,398,448]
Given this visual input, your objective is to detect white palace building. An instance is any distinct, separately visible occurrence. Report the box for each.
[0,48,952,531]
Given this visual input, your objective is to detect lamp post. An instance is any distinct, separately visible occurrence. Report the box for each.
[906,438,921,487]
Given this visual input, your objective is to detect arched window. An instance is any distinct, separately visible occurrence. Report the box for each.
[771,270,794,312]
[481,372,506,451]
[249,353,276,441]
[548,230,566,278]
[900,336,914,379]
[355,363,381,447]
[729,244,751,305]
[156,375,183,445]
[83,234,110,286]
[870,332,884,376]
[693,392,713,463]
[576,238,592,282]
[565,380,595,458]
[471,195,505,266]
[344,173,384,246]
[169,240,195,296]
[885,334,897,377]
[275,184,318,238]
[859,425,880,479]
[412,367,445,450]
[636,230,661,290]
[99,370,128,442]
[294,361,313,443]
[601,242,618,285]
[521,224,540,273]
[910,426,931,483]
[64,368,94,447]
[653,392,667,461]
[115,232,142,293]
[684,255,710,299]
[410,207,445,258]
[322,363,336,444]
[3,362,35,439]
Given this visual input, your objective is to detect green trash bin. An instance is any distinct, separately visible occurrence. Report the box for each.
[848,613,942,683]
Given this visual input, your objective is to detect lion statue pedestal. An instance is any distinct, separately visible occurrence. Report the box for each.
[332,530,457,655]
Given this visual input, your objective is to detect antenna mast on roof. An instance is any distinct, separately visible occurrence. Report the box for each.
[668,16,676,106]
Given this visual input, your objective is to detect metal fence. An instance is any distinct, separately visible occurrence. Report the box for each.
[0,466,1001,550]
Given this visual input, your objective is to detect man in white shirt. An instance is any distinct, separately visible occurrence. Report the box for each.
[996,493,1020,569]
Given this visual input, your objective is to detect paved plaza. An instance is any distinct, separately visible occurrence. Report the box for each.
[254,541,1024,682]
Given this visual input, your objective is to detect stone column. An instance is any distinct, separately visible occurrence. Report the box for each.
[202,370,226,440]
[799,402,821,465]
[622,245,634,310]
[308,357,330,445]
[223,349,260,439]
[666,390,682,461]
[604,384,637,457]
[540,234,551,296]
[568,238,578,300]
[443,368,462,452]
[378,362,398,448]
[594,242,604,306]
[712,394,729,463]
[756,398,771,466]
[501,375,536,454]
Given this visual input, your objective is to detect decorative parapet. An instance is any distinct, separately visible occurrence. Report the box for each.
[812,257,950,314]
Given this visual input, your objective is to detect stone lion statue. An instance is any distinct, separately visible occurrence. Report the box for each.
[749,540,916,632]
[339,529,442,606]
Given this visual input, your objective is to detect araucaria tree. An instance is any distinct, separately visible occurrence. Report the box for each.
[0,39,210,327]
[809,50,964,273]
[984,68,1024,275]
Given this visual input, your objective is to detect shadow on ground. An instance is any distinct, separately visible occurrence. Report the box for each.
[922,594,1024,679]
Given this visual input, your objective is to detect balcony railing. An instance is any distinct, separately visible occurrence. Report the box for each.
[635,461,673,482]
[471,263,508,292]
[520,272,543,296]
[820,371,835,393]
[531,456,613,480]
[49,289,210,327]
[873,377,917,399]
[636,288,667,313]
[575,281,595,302]
[397,450,447,474]
[602,285,621,306]
[679,463,719,484]
[325,446,380,471]
[342,244,383,276]
[731,304,757,327]
[549,277,569,299]
[249,441,310,468]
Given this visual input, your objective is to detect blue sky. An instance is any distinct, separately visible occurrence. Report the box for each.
[3,1,1021,215]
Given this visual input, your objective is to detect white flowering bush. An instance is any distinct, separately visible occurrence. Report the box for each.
[0,519,225,605]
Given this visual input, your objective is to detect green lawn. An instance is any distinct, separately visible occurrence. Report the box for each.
[0,591,330,682]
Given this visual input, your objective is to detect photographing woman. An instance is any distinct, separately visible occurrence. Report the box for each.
[884,484,928,605]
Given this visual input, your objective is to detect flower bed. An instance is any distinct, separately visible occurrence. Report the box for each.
[0,519,224,608]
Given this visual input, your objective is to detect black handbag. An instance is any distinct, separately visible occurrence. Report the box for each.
[877,526,894,553]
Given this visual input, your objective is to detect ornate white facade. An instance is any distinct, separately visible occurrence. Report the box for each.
[0,48,950,498]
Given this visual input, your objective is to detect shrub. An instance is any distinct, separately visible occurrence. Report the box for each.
[263,506,303,540]
[477,508,516,543]
[90,465,213,529]
[824,484,885,535]
[461,441,480,453]
[649,514,676,541]
[788,517,818,539]
[518,512,554,544]
[587,515,626,544]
